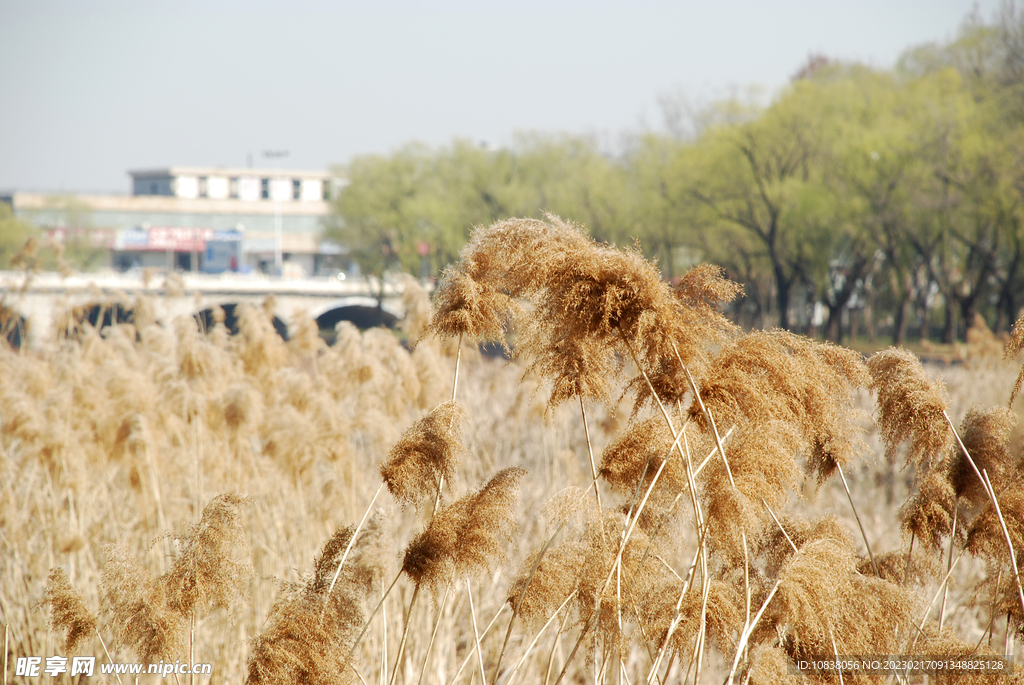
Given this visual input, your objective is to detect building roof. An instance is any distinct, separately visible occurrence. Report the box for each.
[128,166,335,180]
[9,192,332,216]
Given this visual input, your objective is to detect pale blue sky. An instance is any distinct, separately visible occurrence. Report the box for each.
[0,0,1003,194]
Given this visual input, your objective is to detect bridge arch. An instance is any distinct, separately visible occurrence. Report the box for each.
[5,271,416,349]
[194,302,289,341]
[311,297,402,343]
[57,301,136,340]
[1,304,28,349]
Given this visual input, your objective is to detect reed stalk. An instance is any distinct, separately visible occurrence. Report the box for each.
[676,350,734,488]
[836,467,878,577]
[907,548,967,651]
[467,579,487,685]
[416,585,451,685]
[324,482,385,616]
[763,500,797,552]
[492,523,565,685]
[724,580,782,685]
[446,604,509,685]
[388,584,420,685]
[96,629,124,685]
[944,410,1024,616]
[505,591,577,685]
[351,571,403,658]
[902,532,915,587]
[939,504,958,631]
[580,396,602,508]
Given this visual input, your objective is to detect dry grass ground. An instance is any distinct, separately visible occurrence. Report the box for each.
[3,218,1024,685]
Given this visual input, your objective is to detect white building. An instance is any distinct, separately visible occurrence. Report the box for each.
[129,166,333,203]
[4,166,348,276]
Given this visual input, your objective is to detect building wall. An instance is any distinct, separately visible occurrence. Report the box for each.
[129,167,338,202]
[8,189,343,275]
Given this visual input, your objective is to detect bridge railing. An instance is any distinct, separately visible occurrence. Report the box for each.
[0,271,429,297]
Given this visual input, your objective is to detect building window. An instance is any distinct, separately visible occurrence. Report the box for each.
[261,178,269,200]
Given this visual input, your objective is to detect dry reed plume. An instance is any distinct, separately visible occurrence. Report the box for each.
[93,493,252,667]
[402,467,526,592]
[949,406,1018,506]
[101,543,186,664]
[161,492,251,616]
[246,527,371,685]
[9,214,1024,684]
[379,400,466,507]
[900,469,958,553]
[769,526,914,671]
[868,346,953,471]
[1007,312,1024,407]
[43,568,97,654]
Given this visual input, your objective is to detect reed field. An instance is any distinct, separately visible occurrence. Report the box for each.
[4,216,1024,684]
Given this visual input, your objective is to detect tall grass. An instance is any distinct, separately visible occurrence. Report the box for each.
[3,216,1024,684]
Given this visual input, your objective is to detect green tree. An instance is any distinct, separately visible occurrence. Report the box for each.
[326,136,633,283]
[627,134,709,280]
[324,143,440,297]
[510,133,631,245]
[687,80,831,330]
[0,203,36,269]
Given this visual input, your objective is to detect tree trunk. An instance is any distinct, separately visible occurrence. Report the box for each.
[996,289,1017,334]
[942,295,956,345]
[995,242,1021,333]
[865,280,876,344]
[825,305,841,343]
[959,295,980,343]
[996,295,1009,334]
[894,298,909,347]
[775,265,792,331]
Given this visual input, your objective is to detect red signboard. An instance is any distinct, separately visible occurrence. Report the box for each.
[146,227,215,251]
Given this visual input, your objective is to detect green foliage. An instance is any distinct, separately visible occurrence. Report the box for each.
[0,203,36,269]
[325,136,628,280]
[326,4,1024,342]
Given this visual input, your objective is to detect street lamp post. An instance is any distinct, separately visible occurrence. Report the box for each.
[263,150,289,275]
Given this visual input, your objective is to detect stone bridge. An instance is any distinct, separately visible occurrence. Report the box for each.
[0,271,418,349]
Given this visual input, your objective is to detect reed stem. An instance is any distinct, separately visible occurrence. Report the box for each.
[388,584,420,685]
[96,629,124,685]
[902,531,915,587]
[493,523,565,685]
[451,332,463,403]
[467,579,487,685]
[505,591,577,685]
[676,350,735,489]
[446,604,508,685]
[939,503,958,631]
[416,585,451,685]
[725,580,782,685]
[580,395,602,508]
[837,466,878,577]
[944,410,1024,616]
[350,570,403,658]
[763,500,797,553]
[324,482,385,621]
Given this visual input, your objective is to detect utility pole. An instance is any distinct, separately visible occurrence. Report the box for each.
[263,149,289,275]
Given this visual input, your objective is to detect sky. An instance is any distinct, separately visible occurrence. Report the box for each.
[0,0,1005,195]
